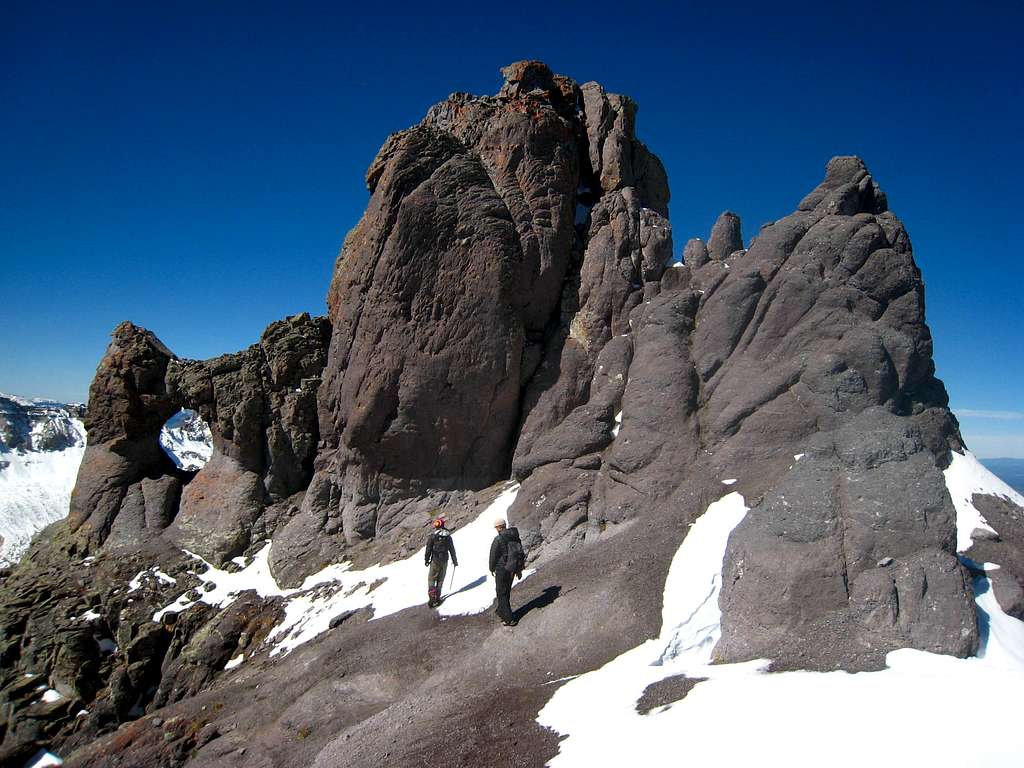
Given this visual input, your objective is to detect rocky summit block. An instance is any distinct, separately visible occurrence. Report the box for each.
[272,59,673,584]
[504,153,971,670]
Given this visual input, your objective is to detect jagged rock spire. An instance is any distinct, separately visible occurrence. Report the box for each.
[707,211,743,260]
[683,237,709,268]
[798,155,888,215]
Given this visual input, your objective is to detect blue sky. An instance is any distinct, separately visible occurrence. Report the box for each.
[1,1,1021,455]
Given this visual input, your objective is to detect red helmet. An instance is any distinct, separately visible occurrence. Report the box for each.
[433,517,445,528]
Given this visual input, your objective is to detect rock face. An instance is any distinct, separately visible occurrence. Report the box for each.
[65,313,330,561]
[303,61,581,571]
[66,322,182,551]
[500,151,973,672]
[272,60,675,583]
[0,62,1010,767]
[164,313,329,563]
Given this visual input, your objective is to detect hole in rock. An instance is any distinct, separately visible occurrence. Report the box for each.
[159,409,213,471]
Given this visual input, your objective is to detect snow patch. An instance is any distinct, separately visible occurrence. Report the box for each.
[153,484,529,657]
[793,453,805,461]
[127,567,176,593]
[721,478,736,485]
[41,689,63,703]
[538,492,751,765]
[611,411,623,438]
[25,751,63,768]
[224,654,244,670]
[0,421,85,563]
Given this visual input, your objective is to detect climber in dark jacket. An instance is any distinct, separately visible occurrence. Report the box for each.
[424,516,458,607]
[489,518,525,626]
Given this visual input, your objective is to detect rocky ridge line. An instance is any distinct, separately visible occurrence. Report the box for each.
[1,62,1020,767]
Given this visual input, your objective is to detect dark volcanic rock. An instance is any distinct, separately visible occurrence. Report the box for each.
[702,158,970,669]
[718,412,974,668]
[965,493,1024,619]
[636,675,706,714]
[683,237,709,268]
[162,312,329,563]
[63,312,329,564]
[67,322,180,551]
[507,154,970,670]
[707,210,743,260]
[280,60,674,583]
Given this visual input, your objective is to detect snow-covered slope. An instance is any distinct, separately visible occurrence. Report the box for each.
[0,402,213,565]
[0,394,86,564]
[159,409,213,471]
[538,452,1024,767]
[149,484,528,661]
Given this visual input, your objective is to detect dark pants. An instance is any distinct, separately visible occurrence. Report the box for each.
[494,569,514,623]
[428,559,447,604]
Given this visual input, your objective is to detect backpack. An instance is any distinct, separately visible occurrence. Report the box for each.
[431,530,451,560]
[503,535,526,574]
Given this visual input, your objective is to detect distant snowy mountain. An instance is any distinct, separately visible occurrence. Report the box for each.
[159,409,213,471]
[0,393,86,564]
[0,400,214,564]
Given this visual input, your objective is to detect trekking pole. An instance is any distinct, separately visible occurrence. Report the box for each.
[447,564,456,597]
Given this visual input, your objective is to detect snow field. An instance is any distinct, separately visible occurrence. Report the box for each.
[538,453,1024,767]
[0,418,85,563]
[153,484,528,658]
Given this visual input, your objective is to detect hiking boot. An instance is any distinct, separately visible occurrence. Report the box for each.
[503,619,518,627]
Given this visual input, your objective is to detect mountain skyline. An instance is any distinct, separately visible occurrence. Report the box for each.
[2,3,1021,456]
